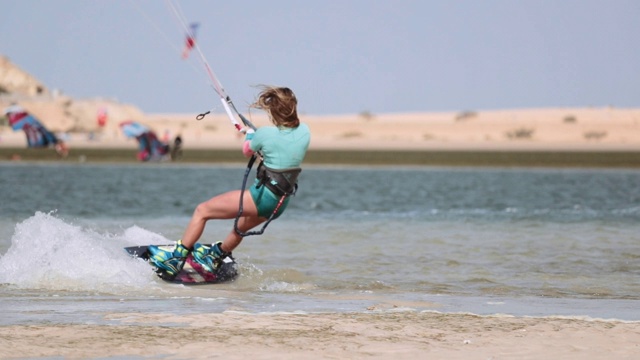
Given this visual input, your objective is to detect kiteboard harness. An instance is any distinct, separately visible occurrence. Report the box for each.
[233,154,301,237]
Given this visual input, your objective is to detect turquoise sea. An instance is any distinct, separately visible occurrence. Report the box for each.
[0,162,639,325]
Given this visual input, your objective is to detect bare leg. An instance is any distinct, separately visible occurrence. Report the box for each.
[220,215,267,253]
[180,190,263,250]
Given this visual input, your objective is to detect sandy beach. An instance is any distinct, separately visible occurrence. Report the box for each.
[1,96,640,153]
[2,103,640,167]
[1,311,639,359]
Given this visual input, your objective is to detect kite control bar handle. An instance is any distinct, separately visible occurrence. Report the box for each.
[196,107,242,132]
[195,101,257,132]
[196,111,210,120]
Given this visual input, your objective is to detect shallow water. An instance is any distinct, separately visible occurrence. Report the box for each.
[0,162,639,324]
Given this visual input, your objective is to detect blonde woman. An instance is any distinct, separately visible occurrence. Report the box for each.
[149,86,311,276]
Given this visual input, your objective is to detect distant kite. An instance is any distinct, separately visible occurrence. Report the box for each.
[182,22,199,59]
[4,104,68,156]
[119,120,170,161]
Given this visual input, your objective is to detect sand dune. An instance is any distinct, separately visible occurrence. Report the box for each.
[2,99,639,152]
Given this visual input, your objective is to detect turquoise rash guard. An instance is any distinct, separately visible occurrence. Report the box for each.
[248,123,311,218]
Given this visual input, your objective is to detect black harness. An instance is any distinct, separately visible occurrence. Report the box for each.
[234,154,301,237]
[255,161,301,197]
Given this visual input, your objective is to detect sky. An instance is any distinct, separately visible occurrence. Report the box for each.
[1,0,639,116]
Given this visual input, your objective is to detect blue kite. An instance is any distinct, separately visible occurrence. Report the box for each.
[4,104,68,156]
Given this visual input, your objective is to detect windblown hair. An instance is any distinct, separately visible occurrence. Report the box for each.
[251,86,299,128]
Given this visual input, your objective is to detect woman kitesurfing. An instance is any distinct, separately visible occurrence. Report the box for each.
[148,86,310,277]
[133,1,310,279]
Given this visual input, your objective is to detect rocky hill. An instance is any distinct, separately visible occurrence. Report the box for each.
[0,56,49,97]
[0,55,144,133]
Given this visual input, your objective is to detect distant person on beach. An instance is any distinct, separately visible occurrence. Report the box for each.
[148,86,311,277]
[170,134,183,161]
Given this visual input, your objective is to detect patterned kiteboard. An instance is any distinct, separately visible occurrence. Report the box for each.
[125,244,238,284]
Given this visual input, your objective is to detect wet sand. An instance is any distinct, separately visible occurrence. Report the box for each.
[1,311,639,359]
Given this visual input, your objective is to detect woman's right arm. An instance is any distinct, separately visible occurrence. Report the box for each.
[241,128,255,157]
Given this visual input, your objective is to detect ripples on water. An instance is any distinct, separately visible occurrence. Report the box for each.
[0,163,639,321]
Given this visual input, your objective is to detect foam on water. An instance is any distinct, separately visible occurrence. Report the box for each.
[0,212,317,299]
[0,212,161,293]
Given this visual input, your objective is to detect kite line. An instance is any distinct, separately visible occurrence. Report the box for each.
[165,0,256,132]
